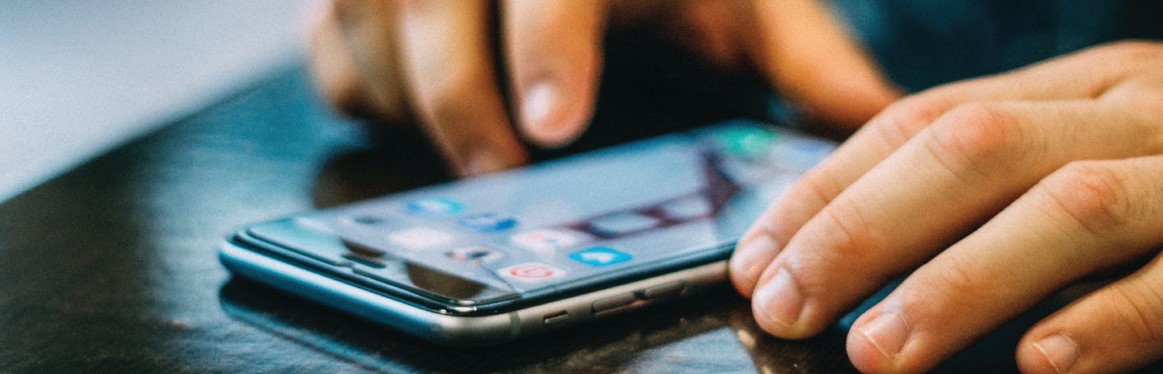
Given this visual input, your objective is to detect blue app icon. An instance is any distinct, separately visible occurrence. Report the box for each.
[569,247,632,267]
[405,197,464,215]
[458,213,517,232]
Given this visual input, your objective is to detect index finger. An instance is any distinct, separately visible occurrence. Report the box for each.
[397,0,528,176]
[503,0,606,147]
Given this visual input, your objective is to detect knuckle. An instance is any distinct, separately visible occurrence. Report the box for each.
[785,173,839,207]
[874,95,952,147]
[1133,89,1163,115]
[1039,162,1136,236]
[1112,84,1163,118]
[1108,282,1163,345]
[923,103,1024,182]
[1102,40,1163,62]
[932,255,997,303]
[896,258,996,328]
[816,203,880,262]
[781,206,881,298]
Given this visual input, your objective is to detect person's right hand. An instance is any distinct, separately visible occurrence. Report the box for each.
[730,40,1163,373]
[308,0,900,176]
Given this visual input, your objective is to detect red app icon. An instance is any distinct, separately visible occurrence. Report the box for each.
[498,262,565,281]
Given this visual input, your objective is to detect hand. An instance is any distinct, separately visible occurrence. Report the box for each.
[729,41,1163,373]
[307,0,899,176]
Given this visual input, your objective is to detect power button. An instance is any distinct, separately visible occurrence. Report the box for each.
[592,293,637,316]
[641,281,685,300]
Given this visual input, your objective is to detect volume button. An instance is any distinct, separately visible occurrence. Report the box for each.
[641,281,685,300]
[543,310,570,325]
[592,293,637,314]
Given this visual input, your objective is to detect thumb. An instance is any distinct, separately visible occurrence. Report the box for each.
[750,0,901,130]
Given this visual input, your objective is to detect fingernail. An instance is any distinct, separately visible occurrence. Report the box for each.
[1034,335,1078,374]
[753,268,804,330]
[521,82,561,138]
[859,311,911,359]
[464,148,505,176]
[730,235,781,287]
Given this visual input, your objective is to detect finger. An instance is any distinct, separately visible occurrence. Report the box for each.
[320,0,412,123]
[397,0,527,175]
[307,3,388,119]
[730,166,833,297]
[1019,249,1163,373]
[503,0,605,147]
[749,0,900,129]
[747,99,1163,340]
[846,156,1163,373]
[730,43,1163,296]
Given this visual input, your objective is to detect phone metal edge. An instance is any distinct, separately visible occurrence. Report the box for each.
[219,240,729,346]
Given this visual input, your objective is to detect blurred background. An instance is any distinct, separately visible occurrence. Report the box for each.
[0,1,318,201]
[2,0,1158,203]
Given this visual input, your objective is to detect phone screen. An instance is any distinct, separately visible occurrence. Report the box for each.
[243,120,834,311]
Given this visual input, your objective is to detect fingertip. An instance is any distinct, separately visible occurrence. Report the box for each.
[503,0,604,149]
[844,309,914,373]
[729,233,782,298]
[1017,333,1080,374]
[847,325,893,373]
[1016,337,1063,374]
[518,81,590,147]
[750,268,825,340]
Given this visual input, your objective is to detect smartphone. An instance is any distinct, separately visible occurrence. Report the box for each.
[218,119,836,346]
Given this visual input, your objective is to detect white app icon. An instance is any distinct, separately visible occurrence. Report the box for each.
[388,227,455,249]
[509,229,590,255]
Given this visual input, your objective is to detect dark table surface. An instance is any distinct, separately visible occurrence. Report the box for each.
[5,5,1163,365]
[0,62,850,372]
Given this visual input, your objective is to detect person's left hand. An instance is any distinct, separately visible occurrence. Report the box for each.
[729,41,1163,373]
[308,0,898,176]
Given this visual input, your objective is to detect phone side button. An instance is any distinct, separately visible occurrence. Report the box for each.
[641,281,685,300]
[543,310,570,326]
[592,293,637,315]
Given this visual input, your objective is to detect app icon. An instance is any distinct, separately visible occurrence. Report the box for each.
[658,196,713,221]
[405,197,464,215]
[587,212,661,237]
[569,247,632,267]
[387,227,455,249]
[716,127,779,158]
[498,262,566,281]
[510,229,590,254]
[458,213,518,232]
[445,246,505,265]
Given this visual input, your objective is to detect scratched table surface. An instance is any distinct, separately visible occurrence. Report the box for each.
[4,4,1163,370]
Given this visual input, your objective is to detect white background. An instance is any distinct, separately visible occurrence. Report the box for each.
[0,1,319,202]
